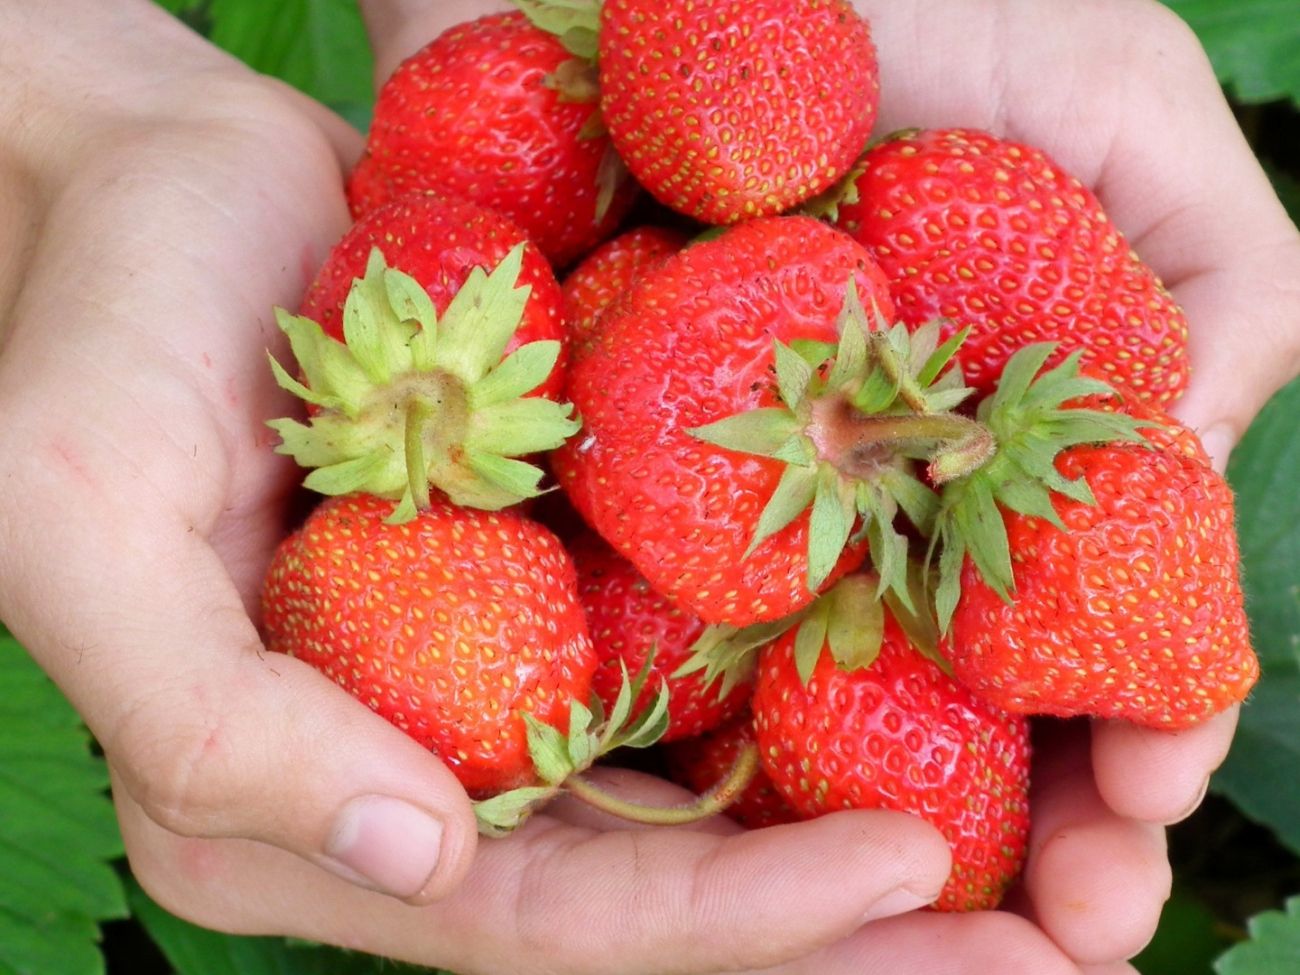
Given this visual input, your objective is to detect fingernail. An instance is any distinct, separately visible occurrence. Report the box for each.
[323,795,444,899]
[1198,423,1238,475]
[1167,775,1211,826]
[860,883,939,924]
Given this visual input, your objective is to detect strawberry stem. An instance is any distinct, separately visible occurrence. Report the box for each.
[563,743,761,825]
[404,397,433,513]
[810,400,993,482]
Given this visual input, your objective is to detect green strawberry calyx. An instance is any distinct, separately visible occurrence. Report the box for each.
[930,343,1158,631]
[687,280,993,606]
[267,246,581,523]
[509,0,602,60]
[472,652,758,834]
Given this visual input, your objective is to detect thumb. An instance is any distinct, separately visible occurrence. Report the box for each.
[0,493,478,906]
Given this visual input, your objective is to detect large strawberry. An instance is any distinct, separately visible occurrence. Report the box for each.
[262,493,598,799]
[830,128,1189,405]
[346,12,637,268]
[552,215,988,627]
[933,345,1257,729]
[750,574,1031,912]
[268,221,580,520]
[596,0,880,224]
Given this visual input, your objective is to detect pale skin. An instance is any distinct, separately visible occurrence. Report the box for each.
[0,0,1295,972]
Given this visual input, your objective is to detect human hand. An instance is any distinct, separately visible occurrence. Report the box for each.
[367,0,1298,969]
[0,3,973,974]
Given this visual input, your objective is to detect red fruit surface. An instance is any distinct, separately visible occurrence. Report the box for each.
[347,12,637,268]
[752,613,1031,912]
[664,712,801,830]
[948,407,1256,729]
[562,226,690,344]
[299,192,568,400]
[570,532,751,742]
[834,128,1189,404]
[598,0,879,224]
[552,216,893,626]
[262,493,597,797]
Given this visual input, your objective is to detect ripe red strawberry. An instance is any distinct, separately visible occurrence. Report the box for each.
[552,214,985,627]
[663,712,801,830]
[562,225,689,343]
[597,0,880,224]
[750,577,1031,912]
[346,12,638,268]
[831,128,1189,405]
[936,348,1256,729]
[569,531,752,741]
[300,191,569,401]
[262,492,598,798]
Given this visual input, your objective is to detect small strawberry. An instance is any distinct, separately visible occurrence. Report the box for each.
[300,191,569,401]
[262,493,599,799]
[552,215,988,626]
[596,0,880,224]
[663,712,801,831]
[933,345,1257,729]
[750,574,1031,912]
[830,128,1189,405]
[562,225,689,343]
[346,12,638,268]
[268,235,580,520]
[569,531,752,741]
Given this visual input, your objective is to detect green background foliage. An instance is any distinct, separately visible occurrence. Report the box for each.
[0,0,1297,972]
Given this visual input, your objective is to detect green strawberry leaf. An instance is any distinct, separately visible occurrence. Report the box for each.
[1132,888,1233,975]
[1213,373,1300,854]
[1161,0,1300,106]
[126,878,439,975]
[1215,895,1300,974]
[0,625,127,975]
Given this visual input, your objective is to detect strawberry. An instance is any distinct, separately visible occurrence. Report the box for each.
[262,492,598,798]
[934,346,1257,729]
[663,712,801,831]
[595,0,880,224]
[299,191,569,401]
[569,531,752,742]
[268,230,580,519]
[346,12,638,268]
[750,575,1031,912]
[830,128,1189,405]
[552,215,987,627]
[562,225,689,343]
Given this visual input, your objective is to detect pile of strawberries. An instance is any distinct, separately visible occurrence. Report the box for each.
[260,0,1258,914]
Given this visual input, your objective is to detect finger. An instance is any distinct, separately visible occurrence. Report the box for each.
[775,909,1090,975]
[1092,707,1238,824]
[1018,720,1171,965]
[121,797,952,975]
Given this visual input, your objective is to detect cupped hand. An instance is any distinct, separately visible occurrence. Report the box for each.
[0,2,966,974]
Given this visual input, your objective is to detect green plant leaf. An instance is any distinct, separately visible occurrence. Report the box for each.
[160,0,376,123]
[1162,0,1300,105]
[1212,373,1300,854]
[127,879,443,975]
[0,625,127,975]
[1134,888,1233,975]
[1215,895,1300,974]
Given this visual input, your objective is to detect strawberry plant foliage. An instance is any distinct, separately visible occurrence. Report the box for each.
[1161,0,1300,106]
[1215,895,1300,974]
[0,626,126,975]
